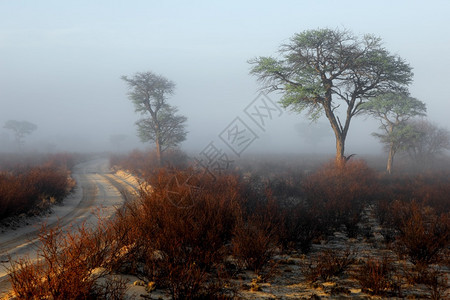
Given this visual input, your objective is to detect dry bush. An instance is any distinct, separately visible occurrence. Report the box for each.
[231,221,275,275]
[0,153,75,173]
[263,170,305,203]
[376,172,450,226]
[387,200,449,266]
[106,166,286,297]
[354,256,398,296]
[399,261,449,300]
[278,202,319,253]
[110,148,187,177]
[26,166,73,201]
[0,173,39,219]
[420,267,449,300]
[231,183,287,276]
[0,154,74,220]
[302,159,377,237]
[108,168,245,299]
[235,159,318,254]
[302,248,356,282]
[410,172,450,214]
[231,214,278,275]
[7,258,47,299]
[8,222,127,299]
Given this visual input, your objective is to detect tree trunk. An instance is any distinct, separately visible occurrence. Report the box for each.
[322,92,348,167]
[386,146,395,174]
[155,138,162,166]
[335,135,346,167]
[154,120,163,166]
[386,125,395,174]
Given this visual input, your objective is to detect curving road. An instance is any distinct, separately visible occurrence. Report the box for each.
[0,158,138,297]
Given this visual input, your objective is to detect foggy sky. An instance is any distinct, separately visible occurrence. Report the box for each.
[1,1,449,156]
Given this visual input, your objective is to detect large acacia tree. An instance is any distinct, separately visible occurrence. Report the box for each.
[122,72,187,165]
[361,93,426,174]
[249,28,413,164]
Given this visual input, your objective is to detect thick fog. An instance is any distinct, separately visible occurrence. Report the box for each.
[1,1,449,157]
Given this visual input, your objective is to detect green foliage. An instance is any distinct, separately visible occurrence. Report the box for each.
[372,123,420,152]
[361,92,426,172]
[362,93,426,119]
[121,72,175,116]
[122,71,187,159]
[250,28,413,115]
[249,28,413,159]
[136,106,187,150]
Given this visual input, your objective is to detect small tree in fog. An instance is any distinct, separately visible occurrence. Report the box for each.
[361,93,426,174]
[403,119,450,170]
[3,120,37,149]
[249,28,413,164]
[121,71,187,164]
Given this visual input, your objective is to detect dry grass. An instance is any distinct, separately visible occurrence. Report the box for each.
[7,221,127,299]
[6,153,450,299]
[0,154,75,220]
[302,159,377,238]
[354,256,398,296]
[302,248,356,282]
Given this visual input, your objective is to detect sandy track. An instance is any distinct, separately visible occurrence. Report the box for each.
[0,158,138,296]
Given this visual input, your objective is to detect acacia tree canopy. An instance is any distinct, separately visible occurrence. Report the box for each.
[249,28,413,162]
[361,92,426,173]
[136,106,187,152]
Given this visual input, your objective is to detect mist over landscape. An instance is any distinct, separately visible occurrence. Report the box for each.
[1,2,450,299]
[1,1,449,157]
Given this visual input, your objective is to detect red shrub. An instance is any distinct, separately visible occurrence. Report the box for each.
[391,201,449,265]
[0,154,75,220]
[302,159,377,237]
[302,248,356,282]
[232,196,280,275]
[8,222,127,299]
[109,169,244,299]
[110,149,187,177]
[376,172,450,222]
[354,256,397,296]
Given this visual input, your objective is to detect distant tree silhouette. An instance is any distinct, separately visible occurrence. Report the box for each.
[3,120,37,149]
[404,119,450,170]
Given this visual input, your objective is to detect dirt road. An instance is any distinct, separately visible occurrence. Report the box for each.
[0,157,138,296]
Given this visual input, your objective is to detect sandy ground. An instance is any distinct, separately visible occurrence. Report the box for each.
[119,205,449,300]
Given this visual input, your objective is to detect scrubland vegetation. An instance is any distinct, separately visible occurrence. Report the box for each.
[5,150,449,299]
[0,153,76,221]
